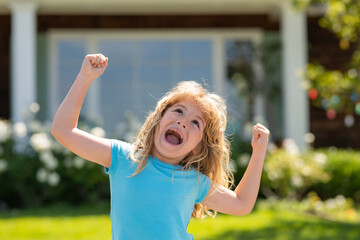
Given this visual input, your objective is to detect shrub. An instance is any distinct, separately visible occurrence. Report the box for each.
[0,105,141,209]
[261,140,331,199]
[232,137,360,203]
[0,118,110,209]
[311,148,360,202]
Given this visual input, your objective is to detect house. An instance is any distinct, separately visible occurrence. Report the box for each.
[0,0,356,149]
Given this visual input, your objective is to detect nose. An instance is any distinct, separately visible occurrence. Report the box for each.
[176,120,187,129]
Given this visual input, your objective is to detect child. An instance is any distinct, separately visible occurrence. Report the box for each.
[51,54,270,240]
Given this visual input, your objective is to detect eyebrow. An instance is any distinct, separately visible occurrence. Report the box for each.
[175,104,205,127]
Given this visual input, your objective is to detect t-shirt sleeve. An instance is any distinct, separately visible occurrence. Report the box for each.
[104,139,132,175]
[195,173,212,204]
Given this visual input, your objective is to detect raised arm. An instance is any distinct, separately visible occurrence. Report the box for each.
[51,54,112,169]
[202,123,270,215]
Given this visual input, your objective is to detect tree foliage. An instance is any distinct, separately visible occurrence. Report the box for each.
[294,0,360,120]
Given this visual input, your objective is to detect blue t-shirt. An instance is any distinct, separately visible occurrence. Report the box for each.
[105,139,211,240]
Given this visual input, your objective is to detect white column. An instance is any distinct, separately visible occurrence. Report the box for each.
[9,2,38,123]
[281,2,309,149]
[252,54,266,125]
[212,36,225,94]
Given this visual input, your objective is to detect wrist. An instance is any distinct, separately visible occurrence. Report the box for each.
[77,71,96,84]
[252,148,267,156]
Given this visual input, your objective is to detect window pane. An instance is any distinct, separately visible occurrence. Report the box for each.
[178,40,212,60]
[55,38,215,137]
[98,41,136,134]
[225,40,255,133]
[140,41,172,62]
[56,40,87,119]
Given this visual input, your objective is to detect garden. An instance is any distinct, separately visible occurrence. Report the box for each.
[0,112,359,239]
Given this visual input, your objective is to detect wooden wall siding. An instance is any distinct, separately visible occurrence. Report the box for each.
[308,17,357,71]
[308,17,360,148]
[0,15,10,119]
[37,14,279,31]
[310,105,360,148]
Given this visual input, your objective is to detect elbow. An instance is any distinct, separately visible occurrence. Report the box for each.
[51,121,61,138]
[233,207,253,216]
[233,198,255,216]
[51,121,69,140]
[240,206,254,216]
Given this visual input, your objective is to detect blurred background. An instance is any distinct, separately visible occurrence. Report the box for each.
[0,0,360,239]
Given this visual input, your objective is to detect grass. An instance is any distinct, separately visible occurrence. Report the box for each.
[0,201,359,240]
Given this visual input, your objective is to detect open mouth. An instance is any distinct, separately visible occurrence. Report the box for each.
[165,129,183,145]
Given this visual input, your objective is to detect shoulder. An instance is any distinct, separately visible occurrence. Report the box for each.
[105,139,134,175]
[195,171,212,204]
[111,139,133,156]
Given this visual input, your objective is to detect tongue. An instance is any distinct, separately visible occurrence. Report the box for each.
[166,134,180,145]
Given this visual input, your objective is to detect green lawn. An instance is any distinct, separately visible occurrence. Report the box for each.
[0,202,359,240]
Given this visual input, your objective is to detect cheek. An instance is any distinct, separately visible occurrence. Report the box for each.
[192,130,204,143]
[154,123,162,141]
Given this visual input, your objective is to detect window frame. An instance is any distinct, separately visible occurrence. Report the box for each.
[48,29,264,126]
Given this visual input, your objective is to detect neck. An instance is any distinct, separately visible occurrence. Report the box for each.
[151,147,182,166]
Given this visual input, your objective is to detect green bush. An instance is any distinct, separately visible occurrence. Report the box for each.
[232,138,360,203]
[311,148,360,202]
[0,118,109,209]
[2,105,360,209]
[0,105,141,209]
[261,148,330,199]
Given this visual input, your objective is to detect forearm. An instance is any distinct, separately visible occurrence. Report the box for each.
[51,73,94,132]
[234,150,266,212]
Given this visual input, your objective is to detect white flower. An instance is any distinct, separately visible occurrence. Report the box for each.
[29,102,40,113]
[304,132,315,144]
[30,133,51,152]
[291,175,304,188]
[300,166,312,177]
[0,120,11,143]
[348,68,358,78]
[74,157,86,169]
[314,201,324,211]
[268,170,282,180]
[229,159,236,172]
[36,168,48,183]
[334,195,346,207]
[47,172,60,187]
[90,127,106,138]
[283,139,299,155]
[13,122,27,138]
[294,158,304,168]
[29,120,43,133]
[40,151,58,170]
[325,199,336,210]
[0,159,8,173]
[313,153,327,166]
[237,153,250,167]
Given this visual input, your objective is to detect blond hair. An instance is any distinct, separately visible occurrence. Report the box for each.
[129,81,234,218]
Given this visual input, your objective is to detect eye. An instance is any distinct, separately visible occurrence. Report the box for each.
[174,109,183,115]
[192,120,200,128]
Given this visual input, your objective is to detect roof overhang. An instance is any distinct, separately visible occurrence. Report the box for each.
[0,0,282,15]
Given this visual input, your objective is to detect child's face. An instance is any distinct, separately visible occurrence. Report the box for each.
[152,99,206,165]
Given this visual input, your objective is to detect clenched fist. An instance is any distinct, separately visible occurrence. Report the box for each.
[251,123,270,153]
[80,54,108,79]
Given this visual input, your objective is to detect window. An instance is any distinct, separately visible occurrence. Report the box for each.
[49,30,263,137]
